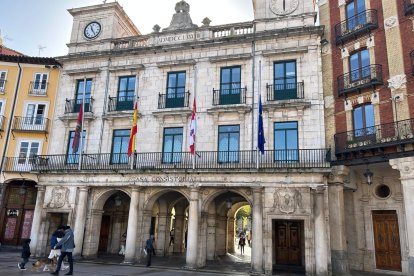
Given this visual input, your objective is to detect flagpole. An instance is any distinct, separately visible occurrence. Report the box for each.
[78,77,86,171]
[192,65,197,170]
[256,61,261,170]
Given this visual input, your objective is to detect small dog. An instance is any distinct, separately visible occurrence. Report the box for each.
[31,258,56,272]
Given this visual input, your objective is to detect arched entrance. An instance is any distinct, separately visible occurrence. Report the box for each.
[0,180,37,245]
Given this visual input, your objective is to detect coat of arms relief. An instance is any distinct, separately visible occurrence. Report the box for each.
[273,188,304,214]
[47,187,70,208]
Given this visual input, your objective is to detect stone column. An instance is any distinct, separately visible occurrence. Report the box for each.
[124,188,140,263]
[206,207,216,260]
[390,157,414,274]
[215,215,227,255]
[30,186,45,257]
[185,187,199,269]
[109,211,123,254]
[197,211,208,268]
[251,187,264,274]
[156,212,168,256]
[314,186,328,275]
[227,217,235,253]
[73,187,89,257]
[174,213,185,253]
[328,166,350,275]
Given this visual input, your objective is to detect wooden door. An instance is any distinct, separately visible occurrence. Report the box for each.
[275,220,302,266]
[98,215,111,252]
[372,211,402,271]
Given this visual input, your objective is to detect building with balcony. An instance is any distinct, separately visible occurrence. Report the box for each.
[0,51,61,246]
[23,1,330,275]
[320,0,414,274]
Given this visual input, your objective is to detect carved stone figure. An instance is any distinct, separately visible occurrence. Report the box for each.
[47,187,69,208]
[388,75,407,91]
[274,188,303,214]
[163,0,197,31]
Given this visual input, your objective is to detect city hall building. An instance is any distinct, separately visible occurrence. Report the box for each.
[11,0,333,274]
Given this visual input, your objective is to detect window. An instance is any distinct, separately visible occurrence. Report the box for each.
[66,131,86,164]
[349,49,370,82]
[353,104,375,137]
[274,122,298,161]
[274,61,297,100]
[23,103,46,126]
[17,141,40,168]
[166,72,186,108]
[162,128,183,163]
[33,73,48,92]
[0,71,6,92]
[75,79,92,112]
[111,129,130,164]
[218,125,240,163]
[117,76,135,111]
[346,0,367,30]
[0,100,4,115]
[220,66,241,105]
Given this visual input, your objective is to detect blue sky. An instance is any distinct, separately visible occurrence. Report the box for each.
[0,0,253,57]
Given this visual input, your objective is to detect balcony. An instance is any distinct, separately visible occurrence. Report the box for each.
[3,156,38,172]
[108,96,134,112]
[12,116,49,132]
[0,80,5,93]
[28,81,48,96]
[404,0,414,16]
[337,64,383,96]
[335,9,378,45]
[411,50,414,76]
[334,119,414,155]
[266,82,304,101]
[213,87,247,106]
[158,91,190,109]
[0,116,5,131]
[64,98,94,114]
[31,149,330,172]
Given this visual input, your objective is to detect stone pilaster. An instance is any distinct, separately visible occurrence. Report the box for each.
[73,187,89,257]
[251,187,264,274]
[30,186,46,257]
[124,188,140,263]
[227,217,236,253]
[314,186,328,275]
[185,187,199,269]
[174,213,185,253]
[109,211,123,254]
[156,212,168,256]
[328,165,350,275]
[206,209,216,260]
[390,157,414,274]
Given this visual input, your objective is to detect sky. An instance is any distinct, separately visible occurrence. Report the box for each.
[0,0,253,57]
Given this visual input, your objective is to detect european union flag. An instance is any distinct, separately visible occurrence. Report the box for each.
[258,95,266,154]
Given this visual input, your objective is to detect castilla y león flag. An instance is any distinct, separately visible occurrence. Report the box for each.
[72,103,83,153]
[128,102,138,156]
[189,98,196,155]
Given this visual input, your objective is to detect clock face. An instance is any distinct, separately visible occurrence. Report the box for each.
[84,22,102,39]
[270,0,299,16]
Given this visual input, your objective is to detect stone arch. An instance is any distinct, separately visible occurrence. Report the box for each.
[143,187,190,212]
[201,188,253,212]
[92,187,131,211]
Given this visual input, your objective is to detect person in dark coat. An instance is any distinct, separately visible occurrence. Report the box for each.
[145,235,155,267]
[45,226,66,271]
[238,234,246,255]
[50,225,75,275]
[18,239,31,270]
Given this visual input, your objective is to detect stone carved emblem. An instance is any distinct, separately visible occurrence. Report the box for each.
[388,75,407,91]
[273,188,303,214]
[270,0,299,16]
[384,16,398,29]
[47,187,69,208]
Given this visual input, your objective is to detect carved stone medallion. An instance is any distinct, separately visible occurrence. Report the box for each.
[270,0,299,16]
[47,187,69,208]
[273,188,303,214]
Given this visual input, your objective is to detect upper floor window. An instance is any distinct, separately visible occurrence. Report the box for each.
[17,140,40,169]
[116,76,135,111]
[75,79,92,112]
[32,73,48,92]
[220,66,241,105]
[66,130,86,164]
[166,72,186,108]
[24,103,46,126]
[162,127,183,163]
[274,122,298,161]
[218,125,240,163]
[349,49,370,81]
[353,104,375,137]
[0,71,6,92]
[274,61,297,100]
[346,0,366,29]
[111,129,130,164]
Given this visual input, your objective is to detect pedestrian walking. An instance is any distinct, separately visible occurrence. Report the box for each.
[169,228,175,246]
[45,226,67,271]
[145,235,155,267]
[238,234,246,255]
[18,239,31,270]
[50,225,75,275]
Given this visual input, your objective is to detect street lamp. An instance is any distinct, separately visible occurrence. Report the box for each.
[114,194,122,207]
[364,168,373,185]
[19,181,26,195]
[225,193,232,209]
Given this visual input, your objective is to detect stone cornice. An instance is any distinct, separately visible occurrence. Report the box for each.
[156,59,196,68]
[209,53,252,63]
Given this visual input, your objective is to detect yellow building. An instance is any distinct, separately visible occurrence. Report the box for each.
[0,53,60,246]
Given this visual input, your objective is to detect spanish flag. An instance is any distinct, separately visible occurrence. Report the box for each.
[128,102,138,156]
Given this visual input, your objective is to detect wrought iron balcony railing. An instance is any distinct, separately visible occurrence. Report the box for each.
[337,64,383,96]
[404,0,414,16]
[31,149,330,172]
[28,81,48,96]
[266,82,304,101]
[213,87,247,106]
[334,119,414,154]
[3,156,38,172]
[411,50,414,76]
[158,91,190,109]
[0,80,6,93]
[0,116,5,131]
[64,98,94,114]
[335,9,378,44]
[108,96,134,112]
[12,116,49,132]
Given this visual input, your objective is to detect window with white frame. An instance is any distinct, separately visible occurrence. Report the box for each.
[23,103,47,126]
[0,71,6,92]
[17,140,40,167]
[32,73,48,93]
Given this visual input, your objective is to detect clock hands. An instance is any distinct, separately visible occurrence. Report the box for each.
[283,0,286,11]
